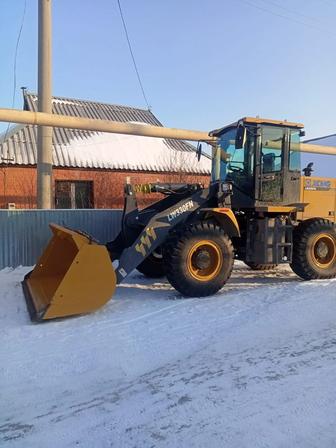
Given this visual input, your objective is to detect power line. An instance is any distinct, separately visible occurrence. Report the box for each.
[1,0,27,161]
[116,0,151,110]
[237,0,336,38]
[258,0,333,27]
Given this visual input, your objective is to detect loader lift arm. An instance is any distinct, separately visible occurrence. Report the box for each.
[107,182,227,284]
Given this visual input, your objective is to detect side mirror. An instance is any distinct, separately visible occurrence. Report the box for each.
[235,124,247,149]
[302,162,313,177]
[196,142,202,161]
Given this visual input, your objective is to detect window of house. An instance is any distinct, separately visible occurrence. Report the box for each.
[55,181,93,209]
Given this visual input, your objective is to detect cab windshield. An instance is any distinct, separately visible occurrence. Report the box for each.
[212,127,255,195]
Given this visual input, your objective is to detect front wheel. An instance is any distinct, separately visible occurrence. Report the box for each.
[163,222,234,297]
[290,219,336,280]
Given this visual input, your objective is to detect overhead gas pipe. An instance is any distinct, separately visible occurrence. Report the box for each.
[0,107,335,155]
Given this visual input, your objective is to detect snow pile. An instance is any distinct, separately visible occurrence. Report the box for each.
[0,263,336,447]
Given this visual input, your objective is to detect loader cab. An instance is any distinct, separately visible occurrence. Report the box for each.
[210,117,304,209]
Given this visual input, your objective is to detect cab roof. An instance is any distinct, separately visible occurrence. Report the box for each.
[210,117,304,137]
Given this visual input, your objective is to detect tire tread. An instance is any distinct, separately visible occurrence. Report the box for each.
[290,218,336,280]
[164,222,234,297]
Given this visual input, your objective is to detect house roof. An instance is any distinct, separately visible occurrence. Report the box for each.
[0,92,211,174]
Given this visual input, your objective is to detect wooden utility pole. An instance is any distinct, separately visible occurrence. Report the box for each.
[37,0,52,209]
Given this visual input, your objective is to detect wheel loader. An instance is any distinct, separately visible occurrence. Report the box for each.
[22,117,336,321]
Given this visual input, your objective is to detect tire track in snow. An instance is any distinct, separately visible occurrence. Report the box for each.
[3,323,336,447]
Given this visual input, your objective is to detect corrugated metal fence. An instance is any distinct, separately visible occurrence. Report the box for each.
[0,209,122,269]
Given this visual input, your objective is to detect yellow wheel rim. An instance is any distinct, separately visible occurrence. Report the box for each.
[187,240,223,282]
[311,233,336,268]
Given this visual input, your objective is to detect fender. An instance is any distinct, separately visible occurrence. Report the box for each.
[205,207,240,237]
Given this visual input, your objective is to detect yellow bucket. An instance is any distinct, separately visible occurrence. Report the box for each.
[23,224,116,321]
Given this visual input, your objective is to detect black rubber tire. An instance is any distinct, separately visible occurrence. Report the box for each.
[290,218,336,280]
[163,222,234,297]
[245,262,278,271]
[137,250,166,278]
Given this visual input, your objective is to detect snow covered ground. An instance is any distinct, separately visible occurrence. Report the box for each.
[0,262,335,447]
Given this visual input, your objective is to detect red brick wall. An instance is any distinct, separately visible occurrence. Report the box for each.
[0,166,210,209]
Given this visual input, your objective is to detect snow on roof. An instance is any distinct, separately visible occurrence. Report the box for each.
[54,131,211,173]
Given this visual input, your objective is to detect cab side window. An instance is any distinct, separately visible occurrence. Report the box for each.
[289,130,301,171]
[261,126,284,173]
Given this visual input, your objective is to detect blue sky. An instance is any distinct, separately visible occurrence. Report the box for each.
[1,0,335,175]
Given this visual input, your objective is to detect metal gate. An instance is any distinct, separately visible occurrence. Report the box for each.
[0,209,122,269]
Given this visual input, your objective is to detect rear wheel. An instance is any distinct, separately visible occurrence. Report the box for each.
[290,219,336,280]
[164,222,234,297]
[245,262,278,271]
[137,248,165,278]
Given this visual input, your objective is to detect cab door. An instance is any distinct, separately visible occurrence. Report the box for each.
[259,126,285,203]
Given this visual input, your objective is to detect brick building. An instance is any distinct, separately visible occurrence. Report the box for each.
[0,92,211,209]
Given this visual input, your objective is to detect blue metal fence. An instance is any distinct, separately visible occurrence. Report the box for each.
[0,209,122,269]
